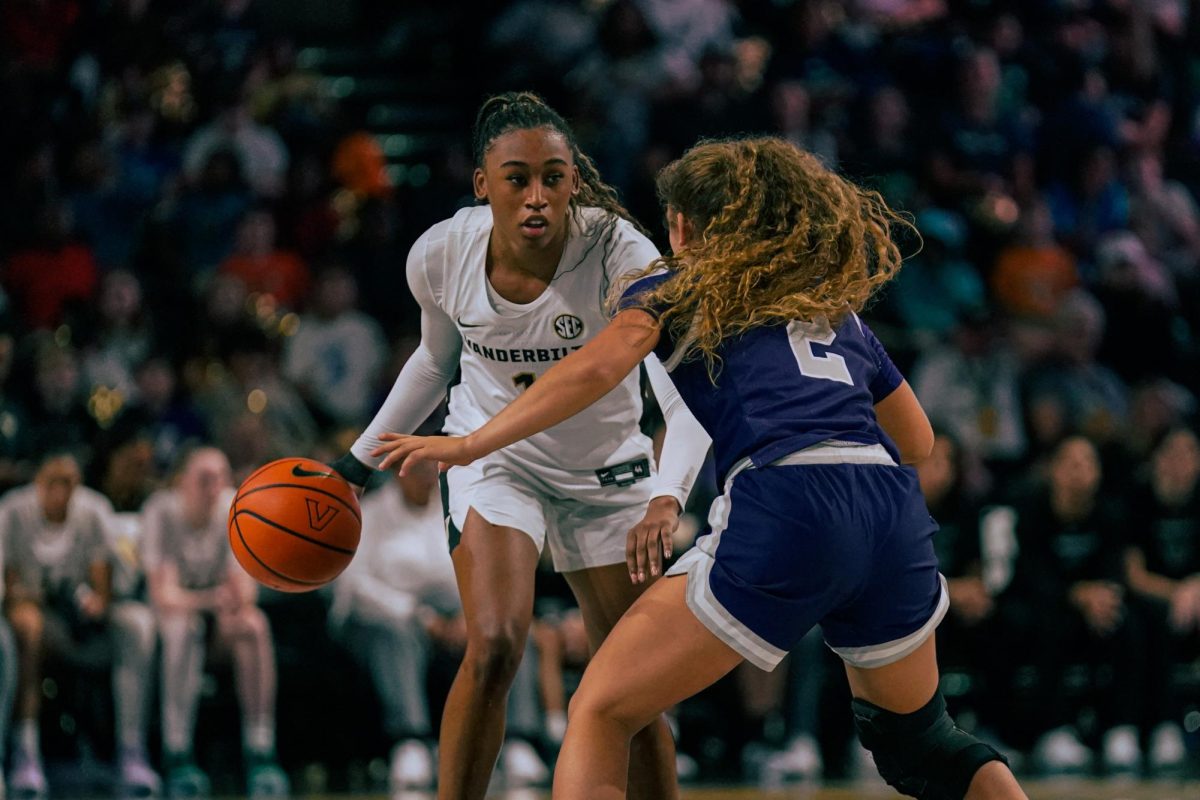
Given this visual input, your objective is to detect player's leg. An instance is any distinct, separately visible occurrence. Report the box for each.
[108,600,160,794]
[0,616,18,791]
[214,603,287,796]
[6,600,49,796]
[158,610,211,795]
[845,637,1026,799]
[553,575,742,800]
[564,564,678,800]
[834,464,1025,800]
[437,507,541,800]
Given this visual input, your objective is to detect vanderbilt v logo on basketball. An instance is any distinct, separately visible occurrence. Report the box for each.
[305,498,340,531]
[554,314,584,339]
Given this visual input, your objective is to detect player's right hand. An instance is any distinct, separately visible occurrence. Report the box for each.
[626,496,680,584]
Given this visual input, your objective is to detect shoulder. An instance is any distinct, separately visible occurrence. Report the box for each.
[575,207,659,269]
[73,486,116,518]
[617,270,674,316]
[141,489,174,516]
[411,207,490,260]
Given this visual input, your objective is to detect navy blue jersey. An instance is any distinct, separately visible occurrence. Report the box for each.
[619,272,904,481]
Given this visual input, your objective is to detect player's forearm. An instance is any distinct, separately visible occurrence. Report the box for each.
[468,315,659,459]
[644,354,709,507]
[468,353,630,457]
[351,342,458,467]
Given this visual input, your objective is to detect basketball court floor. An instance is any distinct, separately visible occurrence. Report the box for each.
[317,777,1199,800]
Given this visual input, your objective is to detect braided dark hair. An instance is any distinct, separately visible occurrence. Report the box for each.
[471,91,646,236]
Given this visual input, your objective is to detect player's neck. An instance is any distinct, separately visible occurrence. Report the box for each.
[487,229,566,286]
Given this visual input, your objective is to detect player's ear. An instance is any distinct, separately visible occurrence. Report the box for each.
[473,167,487,201]
[571,164,580,196]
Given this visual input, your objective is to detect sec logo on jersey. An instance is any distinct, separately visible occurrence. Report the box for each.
[554,314,584,339]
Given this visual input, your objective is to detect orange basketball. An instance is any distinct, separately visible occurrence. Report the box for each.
[228,457,362,593]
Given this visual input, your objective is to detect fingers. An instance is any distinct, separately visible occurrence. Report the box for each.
[625,533,638,583]
[625,525,673,585]
[647,530,662,579]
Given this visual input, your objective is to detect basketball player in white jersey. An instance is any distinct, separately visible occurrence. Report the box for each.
[141,447,288,799]
[330,92,708,799]
[1,452,159,799]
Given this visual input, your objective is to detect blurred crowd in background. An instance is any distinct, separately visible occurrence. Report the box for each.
[2,0,1200,795]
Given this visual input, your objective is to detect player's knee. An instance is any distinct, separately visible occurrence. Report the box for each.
[235,606,271,641]
[159,610,203,644]
[7,601,44,642]
[465,623,527,687]
[111,602,156,653]
[851,690,1006,800]
[567,682,649,739]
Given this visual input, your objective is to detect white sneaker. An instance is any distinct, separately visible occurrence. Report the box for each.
[500,739,549,787]
[675,752,699,782]
[1034,726,1093,774]
[1102,725,1141,774]
[761,735,822,784]
[389,740,433,790]
[1149,722,1186,771]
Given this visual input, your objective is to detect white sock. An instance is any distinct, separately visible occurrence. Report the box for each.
[18,718,39,760]
[546,711,567,744]
[244,719,275,755]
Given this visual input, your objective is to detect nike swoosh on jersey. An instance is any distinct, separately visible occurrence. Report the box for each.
[457,316,485,328]
[292,464,335,479]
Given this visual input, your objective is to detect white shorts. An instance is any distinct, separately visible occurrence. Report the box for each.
[440,450,655,572]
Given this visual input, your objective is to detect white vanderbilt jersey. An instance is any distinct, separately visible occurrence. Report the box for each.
[416,205,660,473]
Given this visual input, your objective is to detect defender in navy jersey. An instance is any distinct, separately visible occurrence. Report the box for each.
[378,138,1027,800]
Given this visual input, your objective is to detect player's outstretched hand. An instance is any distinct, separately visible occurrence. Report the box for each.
[373,433,478,475]
[627,496,680,584]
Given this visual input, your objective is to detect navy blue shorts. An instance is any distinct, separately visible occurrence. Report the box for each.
[666,446,947,671]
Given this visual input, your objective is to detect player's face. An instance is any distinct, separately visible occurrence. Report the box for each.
[183,449,233,511]
[1050,437,1101,498]
[36,457,81,523]
[475,127,579,254]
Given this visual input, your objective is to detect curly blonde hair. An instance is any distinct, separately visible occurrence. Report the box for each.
[617,137,913,377]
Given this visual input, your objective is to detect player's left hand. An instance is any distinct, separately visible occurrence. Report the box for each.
[627,496,680,584]
[373,433,478,475]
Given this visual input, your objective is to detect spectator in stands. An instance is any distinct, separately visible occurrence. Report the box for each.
[128,355,210,477]
[1124,426,1199,773]
[1022,290,1129,452]
[141,446,288,798]
[282,265,386,428]
[194,324,318,471]
[990,199,1079,324]
[1000,436,1145,774]
[0,511,16,797]
[330,460,548,791]
[218,207,311,310]
[183,95,288,199]
[0,329,34,495]
[80,269,156,405]
[2,203,98,331]
[1,452,159,798]
[169,148,254,288]
[911,313,1027,471]
[25,341,101,464]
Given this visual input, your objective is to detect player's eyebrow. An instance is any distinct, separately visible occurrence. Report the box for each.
[500,158,570,168]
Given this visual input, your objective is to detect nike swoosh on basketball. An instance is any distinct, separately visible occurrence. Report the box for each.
[457,316,485,328]
[292,464,335,479]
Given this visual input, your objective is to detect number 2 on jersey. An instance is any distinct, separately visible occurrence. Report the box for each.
[787,319,853,385]
[513,372,536,391]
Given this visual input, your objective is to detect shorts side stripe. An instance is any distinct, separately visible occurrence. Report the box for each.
[829,574,950,669]
[668,479,788,671]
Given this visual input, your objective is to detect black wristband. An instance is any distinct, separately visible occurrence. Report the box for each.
[329,452,375,487]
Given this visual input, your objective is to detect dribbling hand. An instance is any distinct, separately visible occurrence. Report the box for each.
[373,432,479,475]
[627,496,680,584]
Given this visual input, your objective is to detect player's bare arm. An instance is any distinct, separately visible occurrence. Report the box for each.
[372,309,661,472]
